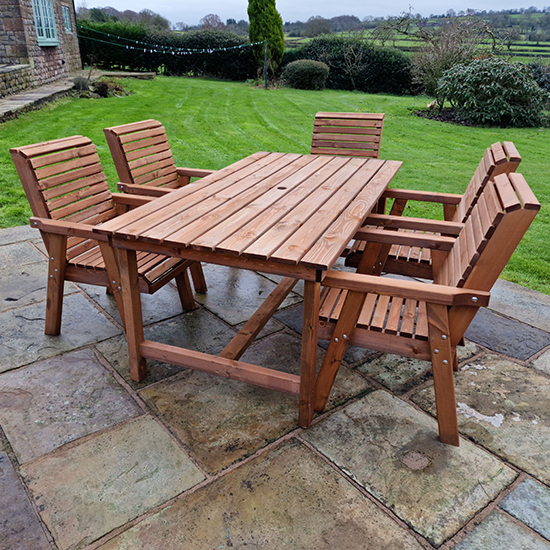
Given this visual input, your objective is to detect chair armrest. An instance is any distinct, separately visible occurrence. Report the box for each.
[354,227,456,250]
[117,183,172,197]
[322,271,490,307]
[30,217,108,241]
[112,192,156,207]
[383,188,463,205]
[177,167,215,178]
[365,213,464,235]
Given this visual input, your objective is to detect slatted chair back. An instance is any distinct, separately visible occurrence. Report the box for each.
[10,136,118,264]
[104,119,181,189]
[311,112,385,159]
[435,172,539,291]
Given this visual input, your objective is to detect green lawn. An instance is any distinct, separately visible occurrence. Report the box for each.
[0,76,548,294]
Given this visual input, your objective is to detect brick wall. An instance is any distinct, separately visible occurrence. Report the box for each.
[0,64,34,96]
[0,0,30,64]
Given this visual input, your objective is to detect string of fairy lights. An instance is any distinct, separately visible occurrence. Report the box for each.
[77,25,264,56]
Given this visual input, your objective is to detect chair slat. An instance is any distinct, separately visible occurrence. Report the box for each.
[399,299,416,337]
[415,301,429,339]
[370,294,390,331]
[385,297,403,334]
[357,293,377,328]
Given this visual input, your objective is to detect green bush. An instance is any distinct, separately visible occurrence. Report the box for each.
[437,58,549,127]
[285,35,413,95]
[78,23,256,80]
[528,61,550,93]
[282,59,329,90]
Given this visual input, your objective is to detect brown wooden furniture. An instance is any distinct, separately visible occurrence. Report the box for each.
[10,136,202,336]
[314,171,539,445]
[93,151,402,428]
[346,141,522,279]
[311,112,385,159]
[103,119,215,197]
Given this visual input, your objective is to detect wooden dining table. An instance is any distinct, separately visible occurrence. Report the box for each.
[94,151,402,428]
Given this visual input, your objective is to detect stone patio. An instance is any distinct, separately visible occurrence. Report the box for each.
[1,224,550,550]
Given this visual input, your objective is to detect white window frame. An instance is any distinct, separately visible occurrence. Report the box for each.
[32,0,59,46]
[62,5,72,33]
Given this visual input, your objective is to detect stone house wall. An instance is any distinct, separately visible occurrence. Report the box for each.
[0,0,81,95]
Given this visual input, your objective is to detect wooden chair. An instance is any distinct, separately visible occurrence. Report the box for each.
[311,112,385,159]
[103,119,215,197]
[314,171,539,445]
[10,135,201,336]
[345,141,522,279]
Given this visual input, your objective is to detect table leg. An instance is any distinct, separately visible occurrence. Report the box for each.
[115,247,147,381]
[299,280,320,428]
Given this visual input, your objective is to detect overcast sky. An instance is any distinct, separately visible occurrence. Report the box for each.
[79,0,549,26]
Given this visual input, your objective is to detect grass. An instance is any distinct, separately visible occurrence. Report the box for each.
[0,76,548,294]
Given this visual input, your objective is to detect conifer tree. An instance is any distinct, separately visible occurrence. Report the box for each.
[247,0,285,75]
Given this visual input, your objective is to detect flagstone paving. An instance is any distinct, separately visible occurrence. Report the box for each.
[1,225,550,550]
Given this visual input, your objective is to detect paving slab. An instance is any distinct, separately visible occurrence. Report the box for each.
[412,354,550,484]
[97,440,425,550]
[358,340,481,394]
[194,264,301,325]
[489,279,550,333]
[0,349,141,463]
[78,282,192,326]
[0,293,121,373]
[465,308,550,360]
[531,348,550,376]
[140,332,372,474]
[302,390,516,546]
[499,478,550,541]
[0,225,39,246]
[21,415,204,550]
[96,308,237,389]
[0,452,51,550]
[0,241,45,269]
[454,510,550,550]
[274,303,381,364]
[0,262,77,313]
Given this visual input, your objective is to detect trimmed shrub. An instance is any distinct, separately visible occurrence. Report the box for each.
[282,60,329,90]
[285,35,413,95]
[528,61,550,93]
[78,23,256,80]
[437,58,550,127]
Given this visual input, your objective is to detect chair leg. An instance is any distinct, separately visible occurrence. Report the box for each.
[189,262,207,294]
[175,270,197,310]
[427,303,459,446]
[44,233,67,336]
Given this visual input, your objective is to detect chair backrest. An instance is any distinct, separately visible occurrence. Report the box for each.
[435,172,539,292]
[103,119,180,189]
[455,141,522,223]
[10,135,117,260]
[311,112,384,159]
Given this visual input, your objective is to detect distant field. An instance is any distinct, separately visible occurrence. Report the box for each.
[1,77,548,293]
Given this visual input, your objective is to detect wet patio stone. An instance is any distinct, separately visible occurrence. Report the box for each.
[0,262,77,313]
[194,264,301,325]
[0,241,44,269]
[0,452,51,550]
[96,308,237,389]
[97,440,425,550]
[465,308,550,360]
[454,511,550,550]
[0,293,121,373]
[78,282,191,326]
[21,416,204,550]
[302,390,516,546]
[0,349,142,463]
[489,279,550,333]
[0,225,39,246]
[140,332,372,474]
[358,340,481,393]
[412,354,550,484]
[499,479,550,541]
[531,348,550,376]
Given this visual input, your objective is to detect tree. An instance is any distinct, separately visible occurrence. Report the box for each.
[200,14,225,29]
[304,16,332,37]
[248,0,285,76]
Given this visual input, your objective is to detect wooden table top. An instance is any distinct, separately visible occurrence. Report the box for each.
[96,152,402,274]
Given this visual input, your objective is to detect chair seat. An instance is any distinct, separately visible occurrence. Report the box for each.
[319,285,429,341]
